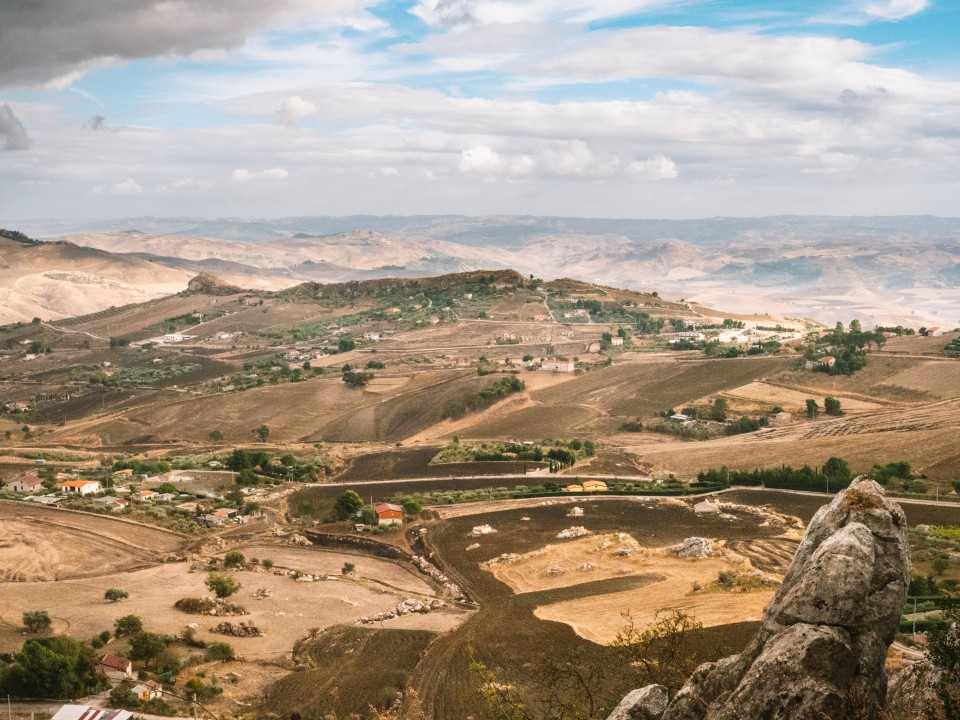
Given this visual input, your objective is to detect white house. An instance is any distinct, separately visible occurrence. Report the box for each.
[924,327,943,337]
[362,332,381,341]
[610,336,624,346]
[542,360,575,373]
[130,682,163,702]
[5,473,44,493]
[58,480,100,496]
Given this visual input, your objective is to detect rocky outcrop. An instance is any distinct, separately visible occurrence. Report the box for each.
[609,479,910,720]
[607,685,669,720]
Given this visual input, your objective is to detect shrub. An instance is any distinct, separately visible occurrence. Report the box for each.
[261,559,274,569]
[104,588,129,602]
[22,610,51,633]
[114,615,143,637]
[342,562,355,575]
[224,551,245,567]
[206,572,240,599]
[206,642,235,662]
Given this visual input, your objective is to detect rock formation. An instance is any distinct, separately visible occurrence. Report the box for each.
[609,478,910,720]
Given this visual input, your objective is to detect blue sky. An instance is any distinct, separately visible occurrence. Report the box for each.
[1,0,959,220]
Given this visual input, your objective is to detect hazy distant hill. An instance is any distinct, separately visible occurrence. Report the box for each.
[0,236,193,324]
[16,215,960,326]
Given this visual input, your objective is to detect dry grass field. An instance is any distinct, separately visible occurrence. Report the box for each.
[0,501,185,582]
[0,540,458,660]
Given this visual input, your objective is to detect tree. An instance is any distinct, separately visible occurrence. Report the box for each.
[401,498,422,516]
[342,370,372,388]
[104,588,129,603]
[206,572,239,599]
[338,336,356,352]
[252,424,270,441]
[933,556,951,575]
[612,609,722,691]
[823,396,843,416]
[2,636,97,699]
[224,551,245,567]
[22,610,51,633]
[341,562,355,575]
[928,609,960,717]
[128,632,166,667]
[822,457,852,489]
[156,482,177,494]
[114,614,143,637]
[333,489,364,520]
[236,468,259,487]
[806,398,820,418]
[109,684,141,709]
[205,642,235,662]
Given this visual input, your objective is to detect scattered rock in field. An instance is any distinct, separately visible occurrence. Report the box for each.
[546,565,566,576]
[579,563,595,572]
[693,500,720,514]
[212,621,263,637]
[611,548,633,557]
[521,516,531,521]
[668,536,713,558]
[359,598,446,623]
[174,597,248,616]
[718,513,737,520]
[471,524,496,536]
[413,556,466,601]
[252,588,271,600]
[286,534,310,546]
[557,526,593,539]
[466,543,481,551]
[567,506,584,517]
[484,553,520,566]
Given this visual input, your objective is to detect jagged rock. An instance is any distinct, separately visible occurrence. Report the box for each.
[472,524,496,536]
[546,565,566,576]
[607,685,669,720]
[668,537,713,558]
[568,506,585,517]
[212,621,263,637]
[609,479,910,720]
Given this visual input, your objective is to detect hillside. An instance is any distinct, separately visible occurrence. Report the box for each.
[0,236,193,323]
[32,215,960,327]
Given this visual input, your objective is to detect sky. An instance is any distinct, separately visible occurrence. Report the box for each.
[1,0,959,221]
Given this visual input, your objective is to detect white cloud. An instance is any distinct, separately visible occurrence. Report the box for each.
[233,167,289,182]
[411,0,675,27]
[627,155,678,179]
[0,104,32,151]
[816,0,929,24]
[108,177,143,195]
[278,95,317,127]
[459,145,503,172]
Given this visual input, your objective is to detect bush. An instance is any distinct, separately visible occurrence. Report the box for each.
[206,572,240,599]
[3,636,98,699]
[261,559,274,569]
[341,562,355,575]
[114,615,143,637]
[224,551,245,567]
[205,642,235,662]
[22,610,51,633]
[104,588,129,602]
[933,556,951,575]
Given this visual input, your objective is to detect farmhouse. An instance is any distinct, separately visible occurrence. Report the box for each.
[362,331,381,341]
[375,502,404,525]
[130,682,163,702]
[51,706,132,720]
[58,480,100,496]
[112,468,134,479]
[135,490,159,501]
[820,355,836,369]
[542,359,575,373]
[610,336,624,346]
[97,653,133,680]
[923,327,943,337]
[94,496,129,511]
[5,473,44,493]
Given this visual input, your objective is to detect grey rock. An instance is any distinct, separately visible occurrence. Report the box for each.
[607,685,669,720]
[614,478,910,720]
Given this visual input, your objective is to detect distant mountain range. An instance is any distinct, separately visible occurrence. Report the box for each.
[6,216,960,327]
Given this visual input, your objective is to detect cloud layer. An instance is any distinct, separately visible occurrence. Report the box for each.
[0,0,957,220]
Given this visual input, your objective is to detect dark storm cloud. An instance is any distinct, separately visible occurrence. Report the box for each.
[0,104,31,150]
[0,0,319,88]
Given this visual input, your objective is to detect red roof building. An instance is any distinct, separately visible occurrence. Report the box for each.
[375,502,404,526]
